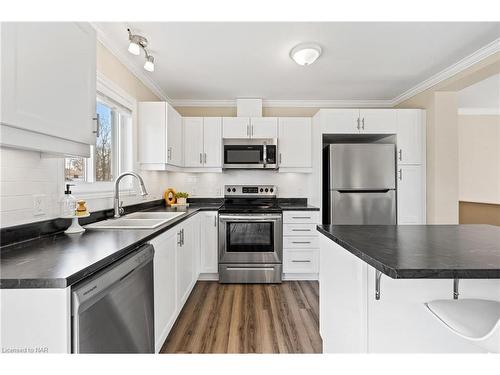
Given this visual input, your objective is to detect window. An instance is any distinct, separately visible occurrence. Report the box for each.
[65,94,133,189]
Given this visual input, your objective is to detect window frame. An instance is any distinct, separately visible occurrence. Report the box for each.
[68,73,137,197]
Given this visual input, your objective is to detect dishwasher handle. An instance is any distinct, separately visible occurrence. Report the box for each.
[72,243,154,313]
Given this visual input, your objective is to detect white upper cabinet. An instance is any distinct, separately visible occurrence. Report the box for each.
[203,117,222,167]
[397,165,425,224]
[396,109,424,164]
[138,102,183,169]
[0,22,96,157]
[278,117,312,170]
[183,117,222,169]
[358,109,397,134]
[222,117,250,138]
[183,117,204,167]
[250,117,278,138]
[321,109,360,134]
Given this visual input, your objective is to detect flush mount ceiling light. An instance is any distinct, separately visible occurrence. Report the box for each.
[290,43,322,66]
[127,28,155,72]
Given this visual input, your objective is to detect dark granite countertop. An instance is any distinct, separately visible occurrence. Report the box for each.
[277,198,319,211]
[0,204,221,289]
[317,224,500,279]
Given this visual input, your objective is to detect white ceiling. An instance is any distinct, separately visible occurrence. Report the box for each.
[458,73,500,110]
[95,22,500,102]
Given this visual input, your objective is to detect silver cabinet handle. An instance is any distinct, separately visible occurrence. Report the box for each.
[204,153,207,164]
[92,113,100,138]
[279,153,282,164]
[292,216,311,219]
[398,168,403,181]
[356,117,360,130]
[292,229,311,232]
[214,215,217,227]
[199,153,203,164]
[398,149,403,161]
[247,124,250,137]
[251,124,254,137]
[177,231,182,246]
[292,241,311,244]
[181,228,185,246]
[292,260,311,263]
[362,118,365,130]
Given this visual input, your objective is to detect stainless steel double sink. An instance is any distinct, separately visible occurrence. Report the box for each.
[85,211,185,230]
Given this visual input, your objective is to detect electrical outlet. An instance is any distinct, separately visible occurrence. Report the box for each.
[33,194,48,217]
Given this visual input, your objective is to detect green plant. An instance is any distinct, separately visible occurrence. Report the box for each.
[175,192,189,199]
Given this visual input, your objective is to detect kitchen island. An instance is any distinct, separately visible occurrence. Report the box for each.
[317,225,500,353]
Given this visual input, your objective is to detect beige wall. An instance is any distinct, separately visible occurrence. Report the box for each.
[397,52,500,224]
[175,106,319,117]
[458,115,500,204]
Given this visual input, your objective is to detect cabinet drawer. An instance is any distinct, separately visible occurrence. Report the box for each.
[284,224,317,236]
[283,236,319,249]
[283,211,319,224]
[283,249,319,273]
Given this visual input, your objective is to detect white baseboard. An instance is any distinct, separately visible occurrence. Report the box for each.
[283,273,319,281]
[198,273,219,281]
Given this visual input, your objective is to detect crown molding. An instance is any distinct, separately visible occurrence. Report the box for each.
[90,22,171,103]
[458,107,500,115]
[391,38,500,106]
[171,99,393,108]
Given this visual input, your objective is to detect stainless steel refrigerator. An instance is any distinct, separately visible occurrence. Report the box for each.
[323,144,396,225]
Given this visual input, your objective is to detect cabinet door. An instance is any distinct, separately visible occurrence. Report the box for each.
[278,117,312,168]
[183,117,204,167]
[1,22,96,145]
[167,104,183,166]
[397,165,424,224]
[138,102,167,164]
[176,217,199,307]
[396,109,423,164]
[200,212,219,273]
[359,109,397,134]
[321,109,360,134]
[203,117,222,167]
[222,117,250,138]
[150,229,177,352]
[251,117,278,138]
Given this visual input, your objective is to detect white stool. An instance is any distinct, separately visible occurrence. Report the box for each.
[425,299,500,353]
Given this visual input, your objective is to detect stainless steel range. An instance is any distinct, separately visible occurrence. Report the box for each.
[218,185,282,283]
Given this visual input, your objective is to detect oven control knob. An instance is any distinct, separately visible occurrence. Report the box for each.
[260,188,264,192]
[270,188,274,193]
[232,188,236,192]
[227,188,231,192]
[265,188,269,192]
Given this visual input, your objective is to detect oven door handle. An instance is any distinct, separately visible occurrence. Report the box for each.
[219,214,282,221]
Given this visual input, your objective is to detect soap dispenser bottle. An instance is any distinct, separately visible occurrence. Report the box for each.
[60,184,77,217]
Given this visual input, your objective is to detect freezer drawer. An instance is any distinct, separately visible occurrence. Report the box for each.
[329,144,396,189]
[331,190,396,224]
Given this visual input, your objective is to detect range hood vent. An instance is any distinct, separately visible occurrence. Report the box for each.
[236,98,262,117]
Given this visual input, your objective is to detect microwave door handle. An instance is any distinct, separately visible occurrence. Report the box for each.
[263,144,267,168]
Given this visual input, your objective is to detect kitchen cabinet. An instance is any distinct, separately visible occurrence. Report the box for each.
[176,216,200,307]
[397,165,425,224]
[150,229,178,353]
[200,211,219,274]
[222,117,277,139]
[0,22,96,157]
[359,109,397,134]
[396,109,424,165]
[320,109,396,134]
[138,102,183,170]
[250,117,278,138]
[321,109,361,134]
[222,117,250,138]
[184,117,222,168]
[278,117,312,171]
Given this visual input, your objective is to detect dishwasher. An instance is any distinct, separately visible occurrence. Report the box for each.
[71,244,155,353]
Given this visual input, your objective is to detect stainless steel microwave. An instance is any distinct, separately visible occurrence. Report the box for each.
[223,139,278,169]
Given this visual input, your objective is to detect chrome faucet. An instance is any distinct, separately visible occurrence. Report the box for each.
[114,172,148,218]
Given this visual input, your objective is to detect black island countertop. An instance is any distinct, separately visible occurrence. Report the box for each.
[317,224,500,279]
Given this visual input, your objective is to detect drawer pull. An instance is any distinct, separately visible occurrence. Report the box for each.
[292,216,311,219]
[292,241,311,244]
[291,260,311,263]
[292,229,311,232]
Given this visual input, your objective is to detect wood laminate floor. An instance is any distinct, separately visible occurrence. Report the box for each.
[160,281,322,354]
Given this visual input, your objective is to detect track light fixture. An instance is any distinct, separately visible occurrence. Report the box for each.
[127,28,155,72]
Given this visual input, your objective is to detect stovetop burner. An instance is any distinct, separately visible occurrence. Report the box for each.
[219,185,281,213]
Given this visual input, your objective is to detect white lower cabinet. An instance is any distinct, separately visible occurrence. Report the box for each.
[151,214,200,353]
[200,211,219,275]
[282,210,320,279]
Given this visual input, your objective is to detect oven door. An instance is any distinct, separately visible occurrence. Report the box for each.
[219,213,283,264]
[223,144,264,169]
